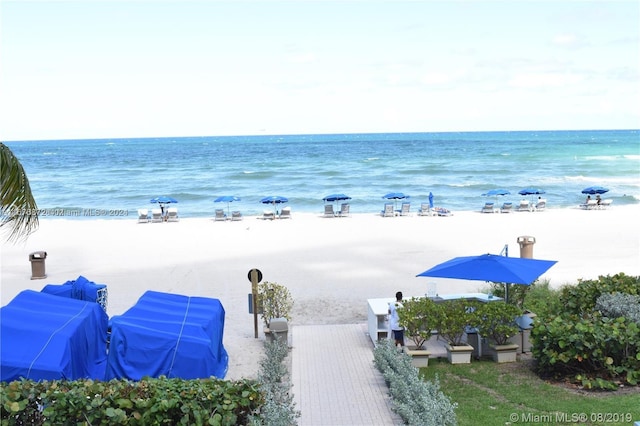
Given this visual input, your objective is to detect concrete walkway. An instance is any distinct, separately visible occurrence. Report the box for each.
[291,323,403,426]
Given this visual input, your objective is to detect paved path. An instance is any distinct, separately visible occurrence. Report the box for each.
[291,323,402,426]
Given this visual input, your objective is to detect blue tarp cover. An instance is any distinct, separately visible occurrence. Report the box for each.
[106,291,228,380]
[0,290,108,382]
[41,275,106,304]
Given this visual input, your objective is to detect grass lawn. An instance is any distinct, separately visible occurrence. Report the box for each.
[420,357,640,426]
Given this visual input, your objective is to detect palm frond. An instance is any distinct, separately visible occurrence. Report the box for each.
[1,143,39,242]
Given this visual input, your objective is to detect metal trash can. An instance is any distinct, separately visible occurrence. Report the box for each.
[267,318,289,344]
[517,236,536,258]
[29,251,47,279]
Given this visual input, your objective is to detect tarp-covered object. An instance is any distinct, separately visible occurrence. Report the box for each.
[41,275,108,311]
[106,291,229,380]
[0,290,108,382]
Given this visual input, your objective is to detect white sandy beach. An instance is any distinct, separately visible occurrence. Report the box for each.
[2,205,639,380]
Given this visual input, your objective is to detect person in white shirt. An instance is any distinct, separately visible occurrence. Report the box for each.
[388,291,404,348]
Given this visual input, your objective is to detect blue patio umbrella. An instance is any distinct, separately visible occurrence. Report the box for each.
[518,188,545,196]
[482,189,510,197]
[322,193,351,203]
[428,192,434,209]
[214,195,241,217]
[382,192,410,211]
[323,193,352,211]
[150,196,178,218]
[416,253,557,302]
[261,196,288,214]
[581,186,609,195]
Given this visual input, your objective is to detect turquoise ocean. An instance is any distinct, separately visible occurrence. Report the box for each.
[4,130,639,219]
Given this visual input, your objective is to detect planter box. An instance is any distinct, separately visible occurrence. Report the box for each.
[406,347,431,368]
[446,344,474,364]
[490,343,519,363]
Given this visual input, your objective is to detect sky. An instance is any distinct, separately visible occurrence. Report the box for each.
[1,1,638,141]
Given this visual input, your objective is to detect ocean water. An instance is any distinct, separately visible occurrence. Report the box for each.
[4,130,639,219]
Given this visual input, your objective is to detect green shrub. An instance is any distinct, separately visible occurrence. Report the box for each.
[1,377,262,425]
[432,299,479,346]
[530,274,640,389]
[521,279,562,318]
[257,281,294,327]
[472,302,522,345]
[373,339,457,426]
[398,297,439,349]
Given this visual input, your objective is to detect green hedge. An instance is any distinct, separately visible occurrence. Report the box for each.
[530,273,640,389]
[1,376,262,425]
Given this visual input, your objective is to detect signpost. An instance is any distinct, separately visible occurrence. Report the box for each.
[248,268,263,338]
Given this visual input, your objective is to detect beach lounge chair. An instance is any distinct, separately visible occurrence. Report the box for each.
[599,199,612,209]
[434,207,453,217]
[261,210,275,220]
[137,209,149,223]
[231,211,243,221]
[580,199,598,210]
[481,202,495,213]
[167,207,179,222]
[399,202,411,216]
[500,202,513,213]
[338,203,350,217]
[418,203,433,216]
[323,204,336,217]
[151,209,163,223]
[534,199,546,211]
[381,203,394,217]
[214,209,227,221]
[279,207,292,219]
[517,200,530,212]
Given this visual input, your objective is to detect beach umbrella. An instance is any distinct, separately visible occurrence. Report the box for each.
[261,196,288,214]
[518,188,546,203]
[482,189,510,197]
[150,196,178,204]
[322,193,351,203]
[382,192,410,211]
[581,186,609,195]
[416,253,557,302]
[214,195,241,217]
[428,192,434,209]
[323,193,352,211]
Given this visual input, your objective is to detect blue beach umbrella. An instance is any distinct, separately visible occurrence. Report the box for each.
[581,186,609,195]
[482,189,510,197]
[428,192,434,209]
[416,253,558,302]
[518,188,546,203]
[261,196,288,214]
[214,195,241,217]
[323,193,352,211]
[382,192,410,211]
[150,196,178,204]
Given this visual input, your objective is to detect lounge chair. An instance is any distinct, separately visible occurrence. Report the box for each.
[323,204,336,217]
[381,203,394,217]
[398,202,411,216]
[214,209,227,221]
[418,203,433,216]
[231,211,243,221]
[137,209,149,223]
[151,209,163,223]
[500,202,513,213]
[599,199,612,209]
[534,199,546,211]
[434,207,453,217]
[481,202,495,213]
[338,203,350,217]
[167,207,179,222]
[517,200,530,212]
[279,207,292,219]
[261,210,275,220]
[580,199,598,210]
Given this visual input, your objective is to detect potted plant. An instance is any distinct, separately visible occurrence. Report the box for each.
[397,297,437,367]
[473,301,521,363]
[433,299,479,364]
[257,281,293,342]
